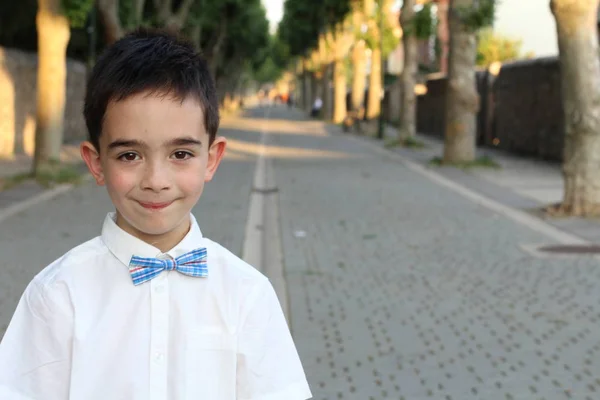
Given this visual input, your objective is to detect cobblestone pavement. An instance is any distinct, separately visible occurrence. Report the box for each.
[2,106,600,400]
[258,106,600,400]
[0,120,257,335]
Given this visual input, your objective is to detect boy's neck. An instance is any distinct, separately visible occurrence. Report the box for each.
[115,212,191,253]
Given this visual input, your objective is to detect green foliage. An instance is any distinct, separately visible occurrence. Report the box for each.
[403,2,436,40]
[118,0,139,29]
[278,0,351,58]
[254,58,280,83]
[62,0,94,28]
[360,1,399,58]
[414,3,436,40]
[454,0,495,32]
[278,1,323,57]
[252,35,289,83]
[476,28,527,66]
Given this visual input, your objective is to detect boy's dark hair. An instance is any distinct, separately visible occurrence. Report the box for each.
[83,28,219,151]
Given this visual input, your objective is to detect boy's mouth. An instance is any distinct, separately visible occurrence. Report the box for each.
[137,201,174,210]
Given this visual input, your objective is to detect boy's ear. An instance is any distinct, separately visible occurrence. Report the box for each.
[205,137,227,182]
[80,141,105,185]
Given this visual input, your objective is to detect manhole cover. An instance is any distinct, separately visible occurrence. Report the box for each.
[537,244,600,254]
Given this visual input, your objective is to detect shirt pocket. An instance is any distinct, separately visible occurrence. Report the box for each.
[185,330,237,400]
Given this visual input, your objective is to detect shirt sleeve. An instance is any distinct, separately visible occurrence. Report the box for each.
[0,278,73,399]
[236,279,312,400]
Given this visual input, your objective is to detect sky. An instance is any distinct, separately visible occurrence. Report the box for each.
[494,0,558,57]
[262,0,284,33]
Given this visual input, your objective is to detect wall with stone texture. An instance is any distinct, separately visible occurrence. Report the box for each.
[0,47,87,158]
[491,57,564,160]
[414,57,566,162]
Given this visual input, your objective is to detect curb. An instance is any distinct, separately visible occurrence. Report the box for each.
[339,130,588,246]
[0,173,92,225]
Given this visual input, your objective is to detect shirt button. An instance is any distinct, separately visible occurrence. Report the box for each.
[154,352,164,363]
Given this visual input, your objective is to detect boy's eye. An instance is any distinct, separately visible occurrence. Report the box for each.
[172,151,193,160]
[119,152,140,161]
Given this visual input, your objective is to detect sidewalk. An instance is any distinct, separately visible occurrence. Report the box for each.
[373,124,600,243]
[261,105,600,400]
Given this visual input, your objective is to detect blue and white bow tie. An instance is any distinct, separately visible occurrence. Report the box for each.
[129,248,208,286]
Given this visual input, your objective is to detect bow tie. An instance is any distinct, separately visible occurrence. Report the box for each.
[129,248,208,286]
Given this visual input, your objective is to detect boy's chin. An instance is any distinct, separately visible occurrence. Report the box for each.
[116,210,191,239]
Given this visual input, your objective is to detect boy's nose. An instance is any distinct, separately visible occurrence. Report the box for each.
[140,162,171,192]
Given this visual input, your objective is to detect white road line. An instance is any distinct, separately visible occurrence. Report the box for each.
[241,106,291,322]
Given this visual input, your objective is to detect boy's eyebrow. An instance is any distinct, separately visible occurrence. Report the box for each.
[107,139,146,150]
[106,137,202,151]
[165,137,203,147]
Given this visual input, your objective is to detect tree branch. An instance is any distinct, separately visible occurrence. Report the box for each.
[166,0,195,29]
[97,0,124,44]
[157,0,172,24]
[134,0,146,24]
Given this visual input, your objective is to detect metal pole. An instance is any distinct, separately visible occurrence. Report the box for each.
[377,0,385,139]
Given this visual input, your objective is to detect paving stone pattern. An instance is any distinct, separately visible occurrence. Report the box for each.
[268,107,600,400]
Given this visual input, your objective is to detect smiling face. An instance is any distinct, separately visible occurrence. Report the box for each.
[81,92,226,251]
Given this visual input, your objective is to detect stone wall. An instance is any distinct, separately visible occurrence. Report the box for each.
[0,47,87,158]
[414,57,566,161]
[491,57,564,160]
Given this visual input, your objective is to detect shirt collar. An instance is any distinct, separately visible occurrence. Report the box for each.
[101,212,205,267]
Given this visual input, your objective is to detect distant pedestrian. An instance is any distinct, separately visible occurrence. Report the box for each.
[311,97,323,118]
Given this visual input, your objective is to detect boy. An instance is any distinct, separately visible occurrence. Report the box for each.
[0,28,312,400]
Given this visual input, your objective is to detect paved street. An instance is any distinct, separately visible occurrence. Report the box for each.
[2,105,600,399]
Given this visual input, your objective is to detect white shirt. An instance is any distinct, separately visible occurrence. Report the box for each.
[0,213,312,400]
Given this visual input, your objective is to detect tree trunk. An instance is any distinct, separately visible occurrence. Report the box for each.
[333,56,347,124]
[351,5,366,114]
[351,40,366,113]
[322,63,333,121]
[436,0,450,75]
[399,0,417,139]
[33,0,70,173]
[305,69,313,112]
[97,0,124,45]
[190,24,201,49]
[551,0,600,215]
[300,59,308,111]
[443,0,479,163]
[208,19,228,78]
[367,45,381,120]
[333,24,350,124]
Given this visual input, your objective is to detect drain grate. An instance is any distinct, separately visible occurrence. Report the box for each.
[536,244,600,255]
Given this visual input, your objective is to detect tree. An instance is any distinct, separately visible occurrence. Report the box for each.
[399,0,417,139]
[350,2,367,115]
[365,0,380,119]
[278,0,351,120]
[33,0,92,174]
[399,1,435,140]
[333,21,353,123]
[442,0,494,163]
[550,0,600,216]
[476,28,528,66]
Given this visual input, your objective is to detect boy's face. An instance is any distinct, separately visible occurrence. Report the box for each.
[81,92,226,249]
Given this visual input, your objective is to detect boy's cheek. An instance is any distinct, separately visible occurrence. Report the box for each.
[104,167,136,192]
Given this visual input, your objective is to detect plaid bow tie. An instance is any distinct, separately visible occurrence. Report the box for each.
[129,248,208,285]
